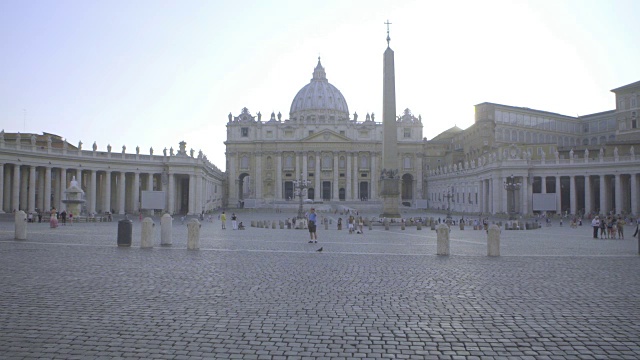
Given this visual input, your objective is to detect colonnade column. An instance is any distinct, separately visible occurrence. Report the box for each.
[345,153,351,200]
[188,174,195,215]
[276,154,282,200]
[89,170,97,214]
[584,175,592,214]
[332,152,339,201]
[59,169,67,211]
[37,169,44,211]
[12,165,20,211]
[415,156,423,200]
[491,178,500,215]
[599,175,606,214]
[28,166,36,213]
[195,174,202,214]
[44,167,52,212]
[555,176,561,213]
[104,171,112,213]
[541,176,546,194]
[132,172,140,214]
[168,173,175,214]
[521,175,529,216]
[501,176,508,214]
[315,152,321,200]
[477,179,483,214]
[118,172,126,214]
[631,174,638,216]
[614,174,622,215]
[0,164,4,213]
[570,175,576,215]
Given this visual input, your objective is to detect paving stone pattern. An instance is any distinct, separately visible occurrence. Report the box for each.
[0,210,639,359]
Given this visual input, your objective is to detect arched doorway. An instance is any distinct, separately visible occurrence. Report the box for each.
[402,174,413,201]
[238,173,250,208]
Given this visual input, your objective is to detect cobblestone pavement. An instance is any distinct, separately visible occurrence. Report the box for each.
[1,210,639,359]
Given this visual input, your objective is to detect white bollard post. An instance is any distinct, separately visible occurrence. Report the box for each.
[161,213,172,246]
[436,224,450,256]
[141,217,154,248]
[487,224,501,256]
[15,210,27,240]
[187,219,201,250]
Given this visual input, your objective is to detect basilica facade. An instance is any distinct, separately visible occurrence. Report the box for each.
[225,59,426,208]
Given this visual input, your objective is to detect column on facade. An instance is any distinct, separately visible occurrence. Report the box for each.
[569,175,576,215]
[541,176,546,194]
[228,153,236,205]
[103,171,112,213]
[584,175,592,214]
[294,152,300,181]
[332,152,339,200]
[20,167,28,210]
[118,172,126,214]
[89,170,97,214]
[44,167,52,212]
[28,166,36,213]
[0,164,4,213]
[614,174,622,215]
[12,165,20,211]
[352,153,358,200]
[59,169,67,211]
[599,174,606,214]
[168,173,175,214]
[416,156,423,201]
[345,153,351,200]
[276,154,282,200]
[255,153,262,199]
[76,169,82,185]
[501,176,509,214]
[315,152,321,200]
[371,152,377,201]
[631,174,639,216]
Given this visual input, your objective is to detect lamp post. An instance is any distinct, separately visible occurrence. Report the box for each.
[444,188,453,223]
[293,175,311,220]
[503,174,522,220]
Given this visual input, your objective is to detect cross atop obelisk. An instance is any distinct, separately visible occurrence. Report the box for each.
[385,20,392,46]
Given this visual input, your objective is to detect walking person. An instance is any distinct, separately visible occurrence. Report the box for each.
[308,208,318,243]
[220,211,227,229]
[60,210,67,226]
[231,213,237,230]
[591,216,600,239]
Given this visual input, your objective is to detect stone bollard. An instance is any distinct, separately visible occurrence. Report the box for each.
[384,220,390,231]
[141,217,154,248]
[487,224,500,256]
[324,220,329,230]
[416,222,422,230]
[279,221,284,229]
[272,221,276,229]
[401,222,405,230]
[15,210,27,240]
[187,219,201,250]
[251,220,255,227]
[368,222,372,231]
[161,214,172,246]
[436,224,450,256]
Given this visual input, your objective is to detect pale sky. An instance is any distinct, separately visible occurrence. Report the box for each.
[1,0,639,171]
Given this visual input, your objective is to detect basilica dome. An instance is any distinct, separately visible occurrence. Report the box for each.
[289,58,350,122]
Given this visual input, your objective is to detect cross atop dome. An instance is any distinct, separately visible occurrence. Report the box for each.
[385,20,392,47]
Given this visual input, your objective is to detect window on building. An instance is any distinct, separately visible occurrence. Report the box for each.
[404,128,411,138]
[308,156,315,169]
[360,155,369,168]
[339,156,346,169]
[241,127,249,137]
[241,156,249,169]
[403,156,411,169]
[322,154,332,169]
[309,130,314,136]
[285,155,293,169]
[266,130,273,138]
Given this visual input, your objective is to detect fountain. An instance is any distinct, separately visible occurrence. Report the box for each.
[62,176,85,216]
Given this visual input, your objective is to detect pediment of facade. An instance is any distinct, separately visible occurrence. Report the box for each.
[302,130,351,143]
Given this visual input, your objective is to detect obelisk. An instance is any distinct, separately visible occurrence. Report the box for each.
[379,21,401,218]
